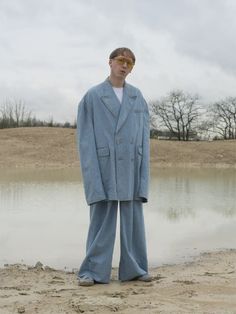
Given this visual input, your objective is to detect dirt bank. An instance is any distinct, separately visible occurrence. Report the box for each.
[0,127,235,169]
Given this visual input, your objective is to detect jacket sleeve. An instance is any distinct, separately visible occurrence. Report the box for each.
[138,97,150,202]
[77,95,106,205]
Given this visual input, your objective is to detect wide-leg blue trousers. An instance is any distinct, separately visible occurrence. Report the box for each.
[78,200,148,283]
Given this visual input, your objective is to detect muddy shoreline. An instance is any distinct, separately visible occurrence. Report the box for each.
[1,250,236,313]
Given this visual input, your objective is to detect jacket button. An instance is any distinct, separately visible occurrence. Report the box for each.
[116,137,122,144]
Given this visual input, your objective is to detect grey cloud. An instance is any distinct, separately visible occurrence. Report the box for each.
[136,0,236,75]
[1,0,236,122]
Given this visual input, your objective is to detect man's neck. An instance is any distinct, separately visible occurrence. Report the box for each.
[108,75,125,88]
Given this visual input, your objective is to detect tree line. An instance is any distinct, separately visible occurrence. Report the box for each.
[1,93,236,140]
[0,99,76,129]
[150,90,236,141]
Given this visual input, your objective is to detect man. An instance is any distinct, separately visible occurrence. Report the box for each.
[77,47,151,286]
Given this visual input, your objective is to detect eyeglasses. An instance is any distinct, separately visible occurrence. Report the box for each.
[113,56,134,69]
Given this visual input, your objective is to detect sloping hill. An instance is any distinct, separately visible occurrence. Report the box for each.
[0,127,235,168]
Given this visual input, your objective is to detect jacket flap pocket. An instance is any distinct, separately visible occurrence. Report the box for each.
[138,146,143,155]
[97,146,110,157]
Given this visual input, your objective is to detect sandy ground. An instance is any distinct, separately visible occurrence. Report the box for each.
[0,127,236,168]
[0,250,236,314]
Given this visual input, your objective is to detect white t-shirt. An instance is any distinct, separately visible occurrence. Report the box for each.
[112,87,123,103]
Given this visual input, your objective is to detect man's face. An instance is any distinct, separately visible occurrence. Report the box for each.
[109,52,134,80]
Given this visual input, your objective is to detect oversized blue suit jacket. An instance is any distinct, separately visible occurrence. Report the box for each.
[77,78,150,205]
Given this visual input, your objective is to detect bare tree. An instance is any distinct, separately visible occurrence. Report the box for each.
[151,90,201,141]
[0,98,32,128]
[14,99,25,127]
[211,97,236,139]
[0,100,14,128]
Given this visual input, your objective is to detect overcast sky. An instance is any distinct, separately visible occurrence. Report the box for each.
[1,0,236,122]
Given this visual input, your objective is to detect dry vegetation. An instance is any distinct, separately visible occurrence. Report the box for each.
[0,127,235,168]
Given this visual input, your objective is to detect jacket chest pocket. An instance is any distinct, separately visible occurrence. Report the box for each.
[97,146,110,157]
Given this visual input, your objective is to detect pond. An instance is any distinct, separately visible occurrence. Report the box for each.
[0,167,235,270]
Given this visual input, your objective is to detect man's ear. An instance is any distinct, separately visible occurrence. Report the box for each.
[109,59,112,67]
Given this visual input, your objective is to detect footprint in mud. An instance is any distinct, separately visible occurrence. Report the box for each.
[70,300,87,313]
[35,289,57,295]
[175,289,198,298]
[152,274,165,282]
[70,295,126,313]
[48,276,65,285]
[103,291,127,299]
[132,282,154,288]
[129,287,147,295]
[173,279,198,285]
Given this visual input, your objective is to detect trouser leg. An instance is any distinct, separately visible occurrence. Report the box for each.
[78,200,118,283]
[119,200,148,281]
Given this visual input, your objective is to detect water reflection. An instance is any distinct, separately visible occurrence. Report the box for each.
[150,167,236,219]
[0,167,235,269]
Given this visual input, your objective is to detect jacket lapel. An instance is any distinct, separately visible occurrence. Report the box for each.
[100,80,121,118]
[99,79,137,133]
[115,83,137,133]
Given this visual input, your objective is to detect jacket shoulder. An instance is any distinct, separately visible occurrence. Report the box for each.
[79,82,104,109]
[125,83,148,107]
[87,82,104,94]
[125,82,142,96]
[125,83,148,104]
